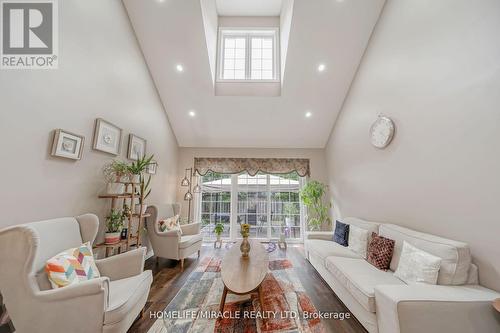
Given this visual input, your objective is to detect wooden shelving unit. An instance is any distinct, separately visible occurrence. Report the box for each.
[96,183,149,257]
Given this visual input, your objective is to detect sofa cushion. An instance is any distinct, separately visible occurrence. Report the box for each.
[179,234,203,249]
[348,225,369,259]
[394,241,442,285]
[379,224,471,285]
[367,233,395,271]
[105,270,153,325]
[45,242,100,289]
[325,257,405,313]
[333,220,349,246]
[306,239,361,261]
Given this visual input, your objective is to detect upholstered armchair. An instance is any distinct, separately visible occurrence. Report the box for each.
[145,204,202,269]
[0,214,152,333]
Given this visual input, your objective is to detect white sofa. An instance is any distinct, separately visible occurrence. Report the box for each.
[305,217,500,333]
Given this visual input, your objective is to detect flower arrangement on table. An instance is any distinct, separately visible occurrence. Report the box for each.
[240,223,250,238]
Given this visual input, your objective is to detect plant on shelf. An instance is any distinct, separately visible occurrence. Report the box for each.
[299,180,331,231]
[135,173,151,215]
[103,160,129,194]
[127,154,154,183]
[214,222,224,242]
[105,209,125,244]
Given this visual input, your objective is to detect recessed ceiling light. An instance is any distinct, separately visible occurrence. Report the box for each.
[305,111,312,118]
[188,110,196,117]
[317,64,326,72]
[176,64,184,72]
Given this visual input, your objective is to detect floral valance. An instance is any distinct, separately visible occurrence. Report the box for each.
[194,158,310,177]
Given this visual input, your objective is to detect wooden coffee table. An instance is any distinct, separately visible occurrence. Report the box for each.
[219,239,269,312]
[493,298,500,313]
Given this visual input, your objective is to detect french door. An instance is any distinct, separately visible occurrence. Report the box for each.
[196,171,305,242]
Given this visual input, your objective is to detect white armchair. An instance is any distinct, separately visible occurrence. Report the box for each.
[145,204,202,270]
[0,214,152,333]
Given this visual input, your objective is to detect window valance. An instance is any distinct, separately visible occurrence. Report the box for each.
[193,158,310,177]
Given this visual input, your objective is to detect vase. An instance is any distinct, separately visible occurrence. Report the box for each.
[240,237,251,258]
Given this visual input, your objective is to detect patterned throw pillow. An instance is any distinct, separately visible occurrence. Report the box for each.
[158,214,182,235]
[366,232,395,271]
[45,242,100,289]
[333,220,349,247]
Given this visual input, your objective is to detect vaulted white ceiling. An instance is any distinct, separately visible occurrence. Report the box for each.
[123,0,385,148]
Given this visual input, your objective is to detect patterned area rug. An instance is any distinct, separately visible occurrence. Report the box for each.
[148,257,326,333]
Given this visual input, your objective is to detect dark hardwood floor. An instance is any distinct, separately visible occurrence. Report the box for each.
[129,244,367,333]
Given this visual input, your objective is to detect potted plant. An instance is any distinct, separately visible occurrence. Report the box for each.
[299,180,331,231]
[103,160,128,194]
[127,154,154,184]
[214,222,224,242]
[105,209,124,244]
[135,174,151,215]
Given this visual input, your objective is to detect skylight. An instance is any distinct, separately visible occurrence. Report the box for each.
[217,28,279,82]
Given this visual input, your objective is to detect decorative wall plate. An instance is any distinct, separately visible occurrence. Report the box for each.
[370,115,395,148]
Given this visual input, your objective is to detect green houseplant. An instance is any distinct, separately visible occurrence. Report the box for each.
[299,180,331,231]
[135,174,151,215]
[103,160,129,194]
[105,209,125,244]
[128,154,154,183]
[214,222,224,242]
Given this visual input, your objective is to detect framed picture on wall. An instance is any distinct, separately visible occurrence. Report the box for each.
[145,160,157,174]
[50,129,85,160]
[127,134,147,160]
[92,118,122,155]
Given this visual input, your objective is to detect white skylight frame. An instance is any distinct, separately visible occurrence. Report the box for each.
[217,27,280,83]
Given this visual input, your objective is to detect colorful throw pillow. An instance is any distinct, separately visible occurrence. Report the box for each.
[394,241,442,284]
[367,233,395,271]
[333,220,350,246]
[158,215,182,235]
[45,242,100,289]
[348,225,369,259]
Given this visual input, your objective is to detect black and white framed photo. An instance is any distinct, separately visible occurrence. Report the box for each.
[51,129,85,160]
[145,160,157,174]
[127,134,147,160]
[92,118,122,155]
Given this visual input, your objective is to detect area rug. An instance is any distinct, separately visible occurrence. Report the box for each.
[148,257,326,333]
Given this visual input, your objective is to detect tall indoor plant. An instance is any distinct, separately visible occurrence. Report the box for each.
[299,180,331,231]
[135,174,151,214]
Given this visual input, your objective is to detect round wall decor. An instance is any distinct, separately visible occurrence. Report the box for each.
[370,115,395,148]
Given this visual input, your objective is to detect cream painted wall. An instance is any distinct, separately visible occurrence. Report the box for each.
[176,148,328,221]
[0,0,178,240]
[325,0,500,291]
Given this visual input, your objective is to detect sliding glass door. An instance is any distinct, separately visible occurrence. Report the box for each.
[197,171,305,242]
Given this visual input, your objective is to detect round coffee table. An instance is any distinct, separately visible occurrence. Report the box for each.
[219,239,269,312]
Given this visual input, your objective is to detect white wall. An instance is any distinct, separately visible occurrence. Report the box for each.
[325,0,500,291]
[0,0,179,240]
[177,147,328,220]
